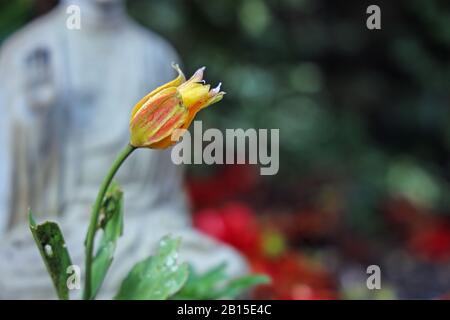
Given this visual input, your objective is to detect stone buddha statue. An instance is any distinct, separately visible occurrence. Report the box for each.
[0,0,246,299]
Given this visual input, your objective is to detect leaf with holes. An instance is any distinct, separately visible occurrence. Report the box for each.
[29,211,73,300]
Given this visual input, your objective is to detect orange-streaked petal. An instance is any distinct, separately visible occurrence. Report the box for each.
[130,87,178,123]
[146,126,186,149]
[145,108,188,147]
[130,88,188,148]
[130,63,185,119]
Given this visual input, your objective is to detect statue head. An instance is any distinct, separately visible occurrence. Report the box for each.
[62,0,125,11]
[61,0,126,26]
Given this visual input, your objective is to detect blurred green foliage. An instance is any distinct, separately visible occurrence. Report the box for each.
[1,0,449,235]
[0,0,33,39]
[131,0,450,237]
[128,0,450,235]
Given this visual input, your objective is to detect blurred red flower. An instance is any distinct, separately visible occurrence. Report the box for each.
[187,165,258,209]
[408,224,450,262]
[193,203,339,300]
[193,202,261,255]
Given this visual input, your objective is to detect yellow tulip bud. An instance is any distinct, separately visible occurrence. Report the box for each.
[129,64,225,149]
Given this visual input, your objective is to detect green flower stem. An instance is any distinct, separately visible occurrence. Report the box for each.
[83,143,136,300]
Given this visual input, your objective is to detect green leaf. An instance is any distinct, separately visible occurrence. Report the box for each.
[29,211,73,300]
[173,263,228,299]
[214,274,271,299]
[173,263,271,300]
[115,235,189,300]
[90,181,124,298]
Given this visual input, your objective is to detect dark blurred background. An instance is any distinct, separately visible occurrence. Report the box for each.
[1,0,450,299]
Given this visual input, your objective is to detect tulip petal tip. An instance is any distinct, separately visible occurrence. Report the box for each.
[212,82,222,94]
[192,66,206,81]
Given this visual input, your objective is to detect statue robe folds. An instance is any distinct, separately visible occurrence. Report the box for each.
[0,7,246,299]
